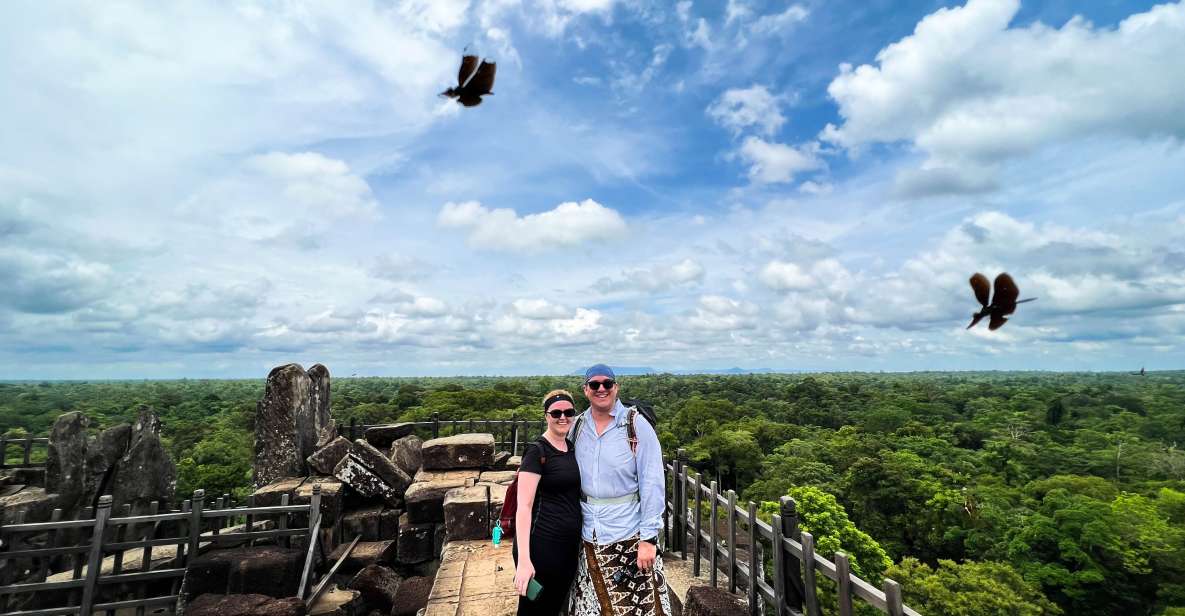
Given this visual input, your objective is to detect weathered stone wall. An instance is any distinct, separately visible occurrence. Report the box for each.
[253,363,334,488]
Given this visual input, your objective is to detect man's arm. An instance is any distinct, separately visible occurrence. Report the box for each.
[634,414,665,543]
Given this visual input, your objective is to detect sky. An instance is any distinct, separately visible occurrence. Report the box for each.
[2,0,1185,379]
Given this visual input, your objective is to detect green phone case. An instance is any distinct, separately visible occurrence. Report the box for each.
[526,578,544,601]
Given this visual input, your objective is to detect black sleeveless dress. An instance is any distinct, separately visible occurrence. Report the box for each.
[512,435,582,616]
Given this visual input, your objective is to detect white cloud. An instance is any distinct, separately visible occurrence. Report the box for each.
[737,137,823,183]
[759,260,815,292]
[821,0,1185,194]
[707,85,786,137]
[606,258,706,293]
[180,151,378,247]
[749,4,809,35]
[437,199,627,253]
[798,181,833,195]
[686,295,759,331]
[512,298,572,320]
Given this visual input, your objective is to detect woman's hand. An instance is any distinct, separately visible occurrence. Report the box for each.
[515,560,536,596]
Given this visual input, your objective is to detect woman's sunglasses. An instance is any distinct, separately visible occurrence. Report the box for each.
[586,379,616,391]
[547,408,577,418]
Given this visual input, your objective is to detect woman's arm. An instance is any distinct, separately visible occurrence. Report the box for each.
[514,471,541,596]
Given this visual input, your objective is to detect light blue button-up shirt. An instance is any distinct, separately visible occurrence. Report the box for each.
[574,399,665,545]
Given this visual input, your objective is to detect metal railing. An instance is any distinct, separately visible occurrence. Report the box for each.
[667,449,919,616]
[0,488,324,616]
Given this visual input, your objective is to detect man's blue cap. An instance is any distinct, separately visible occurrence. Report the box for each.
[584,364,615,383]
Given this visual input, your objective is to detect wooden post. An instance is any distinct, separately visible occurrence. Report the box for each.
[172,499,190,599]
[727,490,738,594]
[884,579,904,616]
[245,494,255,547]
[136,501,160,616]
[772,513,786,616]
[299,484,322,598]
[802,531,819,616]
[673,449,686,555]
[22,438,31,466]
[107,503,132,615]
[432,413,440,439]
[0,436,7,468]
[835,552,853,616]
[79,494,113,616]
[279,493,291,548]
[747,501,759,616]
[780,496,805,612]
[469,418,476,433]
[213,497,225,536]
[709,480,719,588]
[692,472,702,577]
[349,418,357,441]
[38,508,63,582]
[189,490,205,563]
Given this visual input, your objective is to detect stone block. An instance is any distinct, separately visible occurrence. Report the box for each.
[388,435,423,477]
[442,484,506,541]
[12,468,46,487]
[505,456,521,470]
[342,505,384,542]
[684,586,745,616]
[477,471,516,485]
[364,423,416,449]
[307,437,351,476]
[187,593,307,616]
[334,455,403,508]
[380,507,401,540]
[186,546,305,600]
[348,564,402,613]
[491,451,511,469]
[405,478,469,524]
[0,487,57,524]
[391,575,433,616]
[421,434,495,471]
[396,512,436,564]
[295,478,344,526]
[350,440,412,495]
[252,477,306,507]
[308,586,364,616]
[328,540,397,575]
[413,469,479,484]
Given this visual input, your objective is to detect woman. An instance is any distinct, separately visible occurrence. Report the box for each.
[513,389,583,616]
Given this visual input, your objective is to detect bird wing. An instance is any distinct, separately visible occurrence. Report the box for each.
[468,60,496,95]
[993,273,1020,314]
[970,273,991,307]
[458,55,480,87]
[988,314,1009,330]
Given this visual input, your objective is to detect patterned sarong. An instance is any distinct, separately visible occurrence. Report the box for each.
[570,535,672,616]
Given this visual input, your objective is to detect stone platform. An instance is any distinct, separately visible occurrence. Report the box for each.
[424,540,518,616]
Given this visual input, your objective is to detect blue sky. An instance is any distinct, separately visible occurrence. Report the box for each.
[2,0,1184,379]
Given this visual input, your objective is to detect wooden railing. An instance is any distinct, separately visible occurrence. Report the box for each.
[666,449,919,616]
[0,488,323,616]
[0,438,48,470]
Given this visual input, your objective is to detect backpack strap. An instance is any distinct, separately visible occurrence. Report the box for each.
[569,413,585,446]
[626,406,639,456]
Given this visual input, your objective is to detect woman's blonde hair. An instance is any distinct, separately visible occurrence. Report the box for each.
[542,388,575,411]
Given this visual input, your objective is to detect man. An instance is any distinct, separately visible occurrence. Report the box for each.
[570,364,672,616]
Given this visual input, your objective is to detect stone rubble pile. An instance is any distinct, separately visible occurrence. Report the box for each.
[235,429,517,616]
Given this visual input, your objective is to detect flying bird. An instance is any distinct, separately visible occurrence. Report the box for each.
[967,272,1037,331]
[441,53,496,107]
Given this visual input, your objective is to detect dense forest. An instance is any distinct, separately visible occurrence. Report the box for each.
[2,371,1183,615]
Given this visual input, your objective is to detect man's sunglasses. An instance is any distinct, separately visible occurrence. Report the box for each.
[586,379,616,391]
[547,408,577,418]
